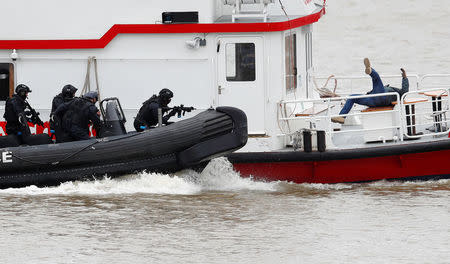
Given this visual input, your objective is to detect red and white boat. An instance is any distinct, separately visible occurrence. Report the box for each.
[0,0,449,183]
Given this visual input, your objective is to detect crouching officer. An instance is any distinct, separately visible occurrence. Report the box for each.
[54,91,102,142]
[134,88,177,132]
[50,84,78,141]
[3,84,33,140]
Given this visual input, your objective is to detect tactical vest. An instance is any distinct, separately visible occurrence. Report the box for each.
[3,95,29,135]
[63,98,93,130]
[3,95,25,122]
[135,95,159,124]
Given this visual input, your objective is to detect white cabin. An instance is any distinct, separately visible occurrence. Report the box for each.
[0,0,326,151]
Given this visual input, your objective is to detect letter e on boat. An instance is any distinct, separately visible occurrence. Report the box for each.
[2,151,12,163]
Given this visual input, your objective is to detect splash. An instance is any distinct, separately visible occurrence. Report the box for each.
[182,157,278,192]
[0,158,277,196]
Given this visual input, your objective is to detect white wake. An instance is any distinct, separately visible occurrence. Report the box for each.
[0,157,278,196]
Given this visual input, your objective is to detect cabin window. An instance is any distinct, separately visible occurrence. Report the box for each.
[0,63,14,101]
[226,43,256,82]
[285,33,297,92]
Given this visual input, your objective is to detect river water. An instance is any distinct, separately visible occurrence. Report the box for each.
[1,1,450,263]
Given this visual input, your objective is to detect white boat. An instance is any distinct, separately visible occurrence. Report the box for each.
[1,0,449,183]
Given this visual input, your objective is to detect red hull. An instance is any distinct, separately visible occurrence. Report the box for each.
[232,149,450,184]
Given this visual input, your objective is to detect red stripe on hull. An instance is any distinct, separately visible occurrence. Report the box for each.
[0,8,325,50]
[233,149,450,184]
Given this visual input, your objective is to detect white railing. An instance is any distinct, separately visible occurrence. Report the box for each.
[312,74,420,96]
[419,74,450,90]
[278,92,403,146]
[400,88,450,139]
[278,87,450,148]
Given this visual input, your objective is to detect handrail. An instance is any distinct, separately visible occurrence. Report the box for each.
[419,74,450,90]
[311,74,420,95]
[279,92,402,142]
[278,86,450,148]
[400,87,450,139]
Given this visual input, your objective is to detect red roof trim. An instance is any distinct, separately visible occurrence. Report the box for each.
[0,7,325,50]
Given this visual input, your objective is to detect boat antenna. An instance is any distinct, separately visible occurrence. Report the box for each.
[278,0,289,19]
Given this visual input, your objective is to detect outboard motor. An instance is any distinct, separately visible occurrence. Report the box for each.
[99,97,127,137]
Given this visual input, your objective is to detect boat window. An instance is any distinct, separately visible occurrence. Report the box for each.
[285,33,297,92]
[226,43,256,82]
[0,63,14,101]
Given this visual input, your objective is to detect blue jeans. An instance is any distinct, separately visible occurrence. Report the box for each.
[339,69,389,115]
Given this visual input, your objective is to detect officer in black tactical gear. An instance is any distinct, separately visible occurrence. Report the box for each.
[54,91,102,142]
[3,84,33,138]
[50,84,78,140]
[51,84,78,116]
[134,88,176,132]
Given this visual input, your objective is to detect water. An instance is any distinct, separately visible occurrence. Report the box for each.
[314,0,450,75]
[2,1,450,263]
[1,158,449,263]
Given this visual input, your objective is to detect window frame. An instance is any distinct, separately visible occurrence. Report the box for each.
[285,32,298,93]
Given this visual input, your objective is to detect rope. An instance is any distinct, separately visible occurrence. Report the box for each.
[11,140,100,166]
[10,132,143,166]
[313,75,339,98]
[81,56,101,101]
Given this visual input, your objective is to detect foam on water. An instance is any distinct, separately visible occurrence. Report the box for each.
[0,157,278,196]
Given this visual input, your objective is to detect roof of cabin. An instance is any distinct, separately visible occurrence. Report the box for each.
[0,1,326,50]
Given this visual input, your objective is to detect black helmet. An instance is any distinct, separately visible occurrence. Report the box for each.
[16,84,31,94]
[62,84,78,98]
[159,88,173,105]
[83,91,99,101]
[15,84,32,99]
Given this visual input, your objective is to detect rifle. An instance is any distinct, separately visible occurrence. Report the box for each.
[24,100,44,126]
[170,104,195,118]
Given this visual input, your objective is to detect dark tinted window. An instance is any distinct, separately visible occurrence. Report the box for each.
[226,43,256,82]
[285,33,297,91]
[0,63,13,101]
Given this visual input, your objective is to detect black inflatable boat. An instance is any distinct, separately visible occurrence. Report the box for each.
[0,103,247,189]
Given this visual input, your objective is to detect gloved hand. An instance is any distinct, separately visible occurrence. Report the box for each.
[168,109,178,117]
[18,113,28,125]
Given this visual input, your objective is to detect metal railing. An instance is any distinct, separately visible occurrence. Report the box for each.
[312,74,420,96]
[400,88,450,139]
[278,92,403,146]
[419,74,450,90]
[278,86,450,148]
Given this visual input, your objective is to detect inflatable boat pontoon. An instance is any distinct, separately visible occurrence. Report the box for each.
[0,102,247,189]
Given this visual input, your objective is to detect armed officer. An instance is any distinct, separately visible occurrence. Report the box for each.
[3,84,34,139]
[134,88,177,132]
[54,91,102,142]
[50,84,78,140]
[50,84,78,116]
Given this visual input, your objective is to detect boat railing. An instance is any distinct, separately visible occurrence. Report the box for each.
[419,74,450,90]
[278,92,403,147]
[400,87,450,139]
[278,88,450,148]
[312,74,420,95]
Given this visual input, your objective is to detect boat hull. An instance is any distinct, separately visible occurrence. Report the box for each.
[227,140,450,184]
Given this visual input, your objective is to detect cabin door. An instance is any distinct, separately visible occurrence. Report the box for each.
[217,37,265,134]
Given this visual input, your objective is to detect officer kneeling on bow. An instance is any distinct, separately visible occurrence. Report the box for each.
[134,88,177,132]
[54,91,102,142]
